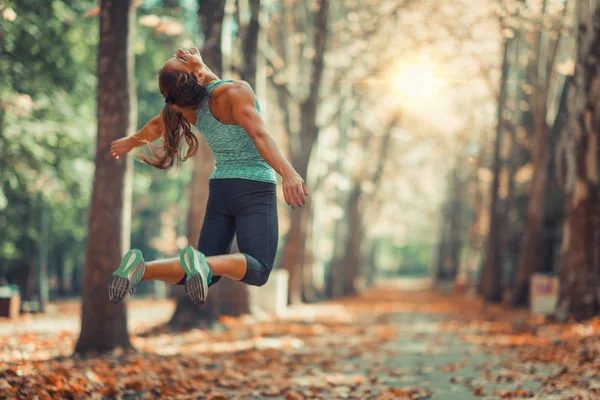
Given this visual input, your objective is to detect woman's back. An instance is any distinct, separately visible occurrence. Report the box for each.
[196,80,277,184]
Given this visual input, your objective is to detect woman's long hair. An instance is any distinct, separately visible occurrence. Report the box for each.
[140,69,208,169]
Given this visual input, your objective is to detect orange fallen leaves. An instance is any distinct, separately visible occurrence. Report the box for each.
[207,392,228,400]
[4,289,600,399]
[494,388,534,398]
[284,390,305,400]
[473,386,485,396]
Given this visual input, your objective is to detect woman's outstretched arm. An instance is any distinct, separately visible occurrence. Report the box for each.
[110,115,163,159]
[229,82,307,209]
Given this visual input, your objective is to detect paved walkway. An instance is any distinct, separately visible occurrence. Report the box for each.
[0,287,592,399]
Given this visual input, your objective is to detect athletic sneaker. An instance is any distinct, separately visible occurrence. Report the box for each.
[107,249,146,303]
[180,246,212,305]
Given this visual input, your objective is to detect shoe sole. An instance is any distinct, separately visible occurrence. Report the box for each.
[107,276,129,304]
[108,249,143,303]
[180,246,207,305]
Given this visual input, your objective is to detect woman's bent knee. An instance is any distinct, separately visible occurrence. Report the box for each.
[254,267,271,287]
[241,253,272,286]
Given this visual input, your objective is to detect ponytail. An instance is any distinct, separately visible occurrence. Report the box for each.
[139,69,208,169]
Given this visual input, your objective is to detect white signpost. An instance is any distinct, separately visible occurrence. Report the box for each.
[530,273,559,316]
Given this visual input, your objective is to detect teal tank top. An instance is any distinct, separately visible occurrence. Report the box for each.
[195,80,277,184]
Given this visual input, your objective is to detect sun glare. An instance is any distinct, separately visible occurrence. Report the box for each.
[392,63,441,100]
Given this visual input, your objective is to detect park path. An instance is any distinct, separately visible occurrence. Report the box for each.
[0,284,598,399]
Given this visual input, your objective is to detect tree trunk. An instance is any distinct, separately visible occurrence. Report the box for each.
[324,93,351,299]
[280,167,311,304]
[342,186,363,296]
[327,218,347,299]
[557,0,600,321]
[540,77,571,275]
[511,0,551,306]
[75,0,136,354]
[302,206,317,303]
[366,241,378,288]
[436,165,463,283]
[511,101,549,305]
[55,243,66,296]
[169,0,225,329]
[480,38,511,303]
[279,0,330,305]
[448,167,463,282]
[434,207,450,281]
[241,0,261,88]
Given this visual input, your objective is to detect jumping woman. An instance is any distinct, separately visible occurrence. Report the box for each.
[107,47,306,305]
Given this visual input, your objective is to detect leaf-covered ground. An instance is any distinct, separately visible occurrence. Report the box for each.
[1,285,599,399]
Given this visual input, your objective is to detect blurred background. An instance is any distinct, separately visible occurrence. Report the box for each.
[0,0,596,331]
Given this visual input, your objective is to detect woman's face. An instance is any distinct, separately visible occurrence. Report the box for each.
[163,48,204,76]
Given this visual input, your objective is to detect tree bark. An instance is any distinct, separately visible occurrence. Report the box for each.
[75,0,136,354]
[435,166,463,283]
[480,38,511,303]
[280,158,311,303]
[241,0,261,88]
[342,185,363,296]
[279,0,330,304]
[448,168,464,282]
[55,243,66,296]
[511,101,548,305]
[302,198,317,303]
[511,0,555,307]
[557,0,600,321]
[540,77,571,275]
[169,0,225,329]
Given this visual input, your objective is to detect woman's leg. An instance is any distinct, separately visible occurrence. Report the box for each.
[174,179,277,304]
[141,234,249,285]
[179,179,277,287]
[232,180,279,287]
[141,258,185,284]
[142,179,237,285]
[141,212,237,285]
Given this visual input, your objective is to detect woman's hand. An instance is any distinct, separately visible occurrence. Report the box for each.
[282,171,307,209]
[110,137,135,159]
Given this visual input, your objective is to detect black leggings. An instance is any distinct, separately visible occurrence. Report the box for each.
[178,178,279,287]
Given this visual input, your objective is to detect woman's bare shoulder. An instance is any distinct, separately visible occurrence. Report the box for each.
[223,80,255,99]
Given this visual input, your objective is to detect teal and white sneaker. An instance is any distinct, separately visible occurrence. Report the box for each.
[107,249,146,303]
[180,246,212,305]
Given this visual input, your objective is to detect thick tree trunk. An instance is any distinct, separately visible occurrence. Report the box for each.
[75,0,136,354]
[511,101,548,305]
[169,0,225,329]
[501,127,518,289]
[480,38,511,303]
[540,77,571,275]
[511,0,552,306]
[279,0,329,305]
[557,0,600,321]
[280,156,311,303]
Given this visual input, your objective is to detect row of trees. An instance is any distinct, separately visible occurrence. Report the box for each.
[436,0,600,321]
[78,0,413,351]
[2,0,412,352]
